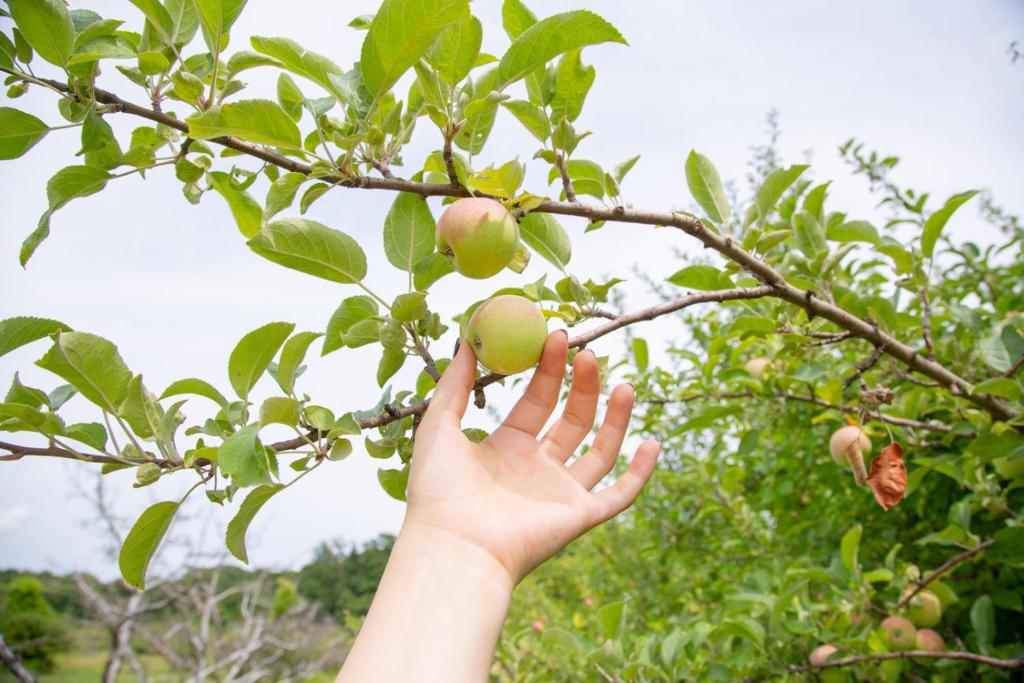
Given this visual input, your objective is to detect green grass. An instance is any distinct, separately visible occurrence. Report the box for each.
[0,652,176,683]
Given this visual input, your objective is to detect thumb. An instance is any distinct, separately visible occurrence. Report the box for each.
[420,340,477,433]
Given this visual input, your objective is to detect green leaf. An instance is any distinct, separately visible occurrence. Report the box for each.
[840,524,862,574]
[219,423,273,487]
[501,100,549,142]
[497,10,626,87]
[383,193,436,272]
[0,317,69,358]
[0,108,49,160]
[377,347,406,387]
[829,220,880,244]
[118,501,179,589]
[276,331,322,394]
[329,438,353,460]
[519,213,571,270]
[377,465,410,501]
[392,292,429,322]
[632,338,649,373]
[549,49,594,123]
[159,378,228,408]
[360,0,471,97]
[667,264,733,291]
[970,595,995,647]
[193,0,248,51]
[7,0,75,67]
[921,190,979,259]
[187,99,300,148]
[427,16,482,86]
[249,36,347,102]
[259,397,300,427]
[685,151,730,225]
[225,483,283,563]
[208,171,263,238]
[596,599,627,639]
[413,252,455,291]
[792,210,827,258]
[264,171,306,222]
[502,0,538,40]
[249,218,368,284]
[755,164,809,223]
[972,377,1022,400]
[35,332,132,413]
[228,322,295,400]
[980,325,1024,373]
[323,296,379,356]
[23,165,111,265]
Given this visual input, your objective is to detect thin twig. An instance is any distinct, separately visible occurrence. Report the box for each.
[920,286,937,360]
[1004,354,1024,379]
[894,539,995,610]
[843,343,886,390]
[555,153,577,202]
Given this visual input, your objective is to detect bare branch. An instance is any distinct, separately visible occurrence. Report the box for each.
[894,539,995,611]
[650,391,957,434]
[0,634,37,683]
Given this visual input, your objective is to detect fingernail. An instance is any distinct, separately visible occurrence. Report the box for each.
[627,383,636,391]
[556,329,568,338]
[453,338,461,356]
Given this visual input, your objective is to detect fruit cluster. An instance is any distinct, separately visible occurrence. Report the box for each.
[438,198,549,375]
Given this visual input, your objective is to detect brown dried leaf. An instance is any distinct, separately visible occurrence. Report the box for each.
[867,442,907,510]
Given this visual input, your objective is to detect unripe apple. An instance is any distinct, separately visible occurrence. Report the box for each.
[880,615,917,651]
[905,590,942,628]
[744,357,771,376]
[465,295,548,375]
[436,197,519,279]
[808,646,851,683]
[915,628,944,652]
[993,456,1024,480]
[879,658,902,681]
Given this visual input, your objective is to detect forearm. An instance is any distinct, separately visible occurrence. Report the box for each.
[336,523,514,683]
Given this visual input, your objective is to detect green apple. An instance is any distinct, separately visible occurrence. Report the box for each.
[906,590,942,628]
[436,197,519,279]
[880,615,917,651]
[465,295,548,375]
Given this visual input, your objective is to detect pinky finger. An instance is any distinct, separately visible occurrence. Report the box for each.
[589,440,660,525]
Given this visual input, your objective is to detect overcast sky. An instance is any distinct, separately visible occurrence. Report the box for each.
[1,1,1021,579]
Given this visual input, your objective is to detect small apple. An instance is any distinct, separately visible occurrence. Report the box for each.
[436,197,519,279]
[465,295,548,375]
[744,357,771,376]
[809,644,839,666]
[531,620,545,632]
[808,645,851,682]
[829,425,871,466]
[880,615,917,651]
[905,590,942,628]
[913,628,945,665]
[993,456,1024,480]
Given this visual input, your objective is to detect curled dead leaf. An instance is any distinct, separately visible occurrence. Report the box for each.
[867,442,907,510]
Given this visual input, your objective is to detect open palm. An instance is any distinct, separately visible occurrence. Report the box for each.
[405,331,660,583]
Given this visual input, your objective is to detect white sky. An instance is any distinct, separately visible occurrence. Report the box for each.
[1,1,1022,578]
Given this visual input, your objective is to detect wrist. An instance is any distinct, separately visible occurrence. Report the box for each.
[396,520,518,598]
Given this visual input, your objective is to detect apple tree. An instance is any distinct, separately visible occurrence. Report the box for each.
[0,0,1021,679]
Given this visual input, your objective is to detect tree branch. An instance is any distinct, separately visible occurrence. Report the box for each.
[0,440,156,465]
[919,286,937,360]
[0,634,37,683]
[649,392,957,434]
[4,69,1014,424]
[790,649,1023,673]
[554,153,577,202]
[894,539,995,611]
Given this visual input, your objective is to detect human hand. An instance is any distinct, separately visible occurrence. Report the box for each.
[403,330,661,584]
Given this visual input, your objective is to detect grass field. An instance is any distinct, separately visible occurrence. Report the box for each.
[0,652,174,683]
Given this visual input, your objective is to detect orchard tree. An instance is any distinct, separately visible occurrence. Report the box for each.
[0,1,1022,680]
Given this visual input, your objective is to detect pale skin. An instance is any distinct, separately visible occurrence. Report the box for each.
[336,330,661,683]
